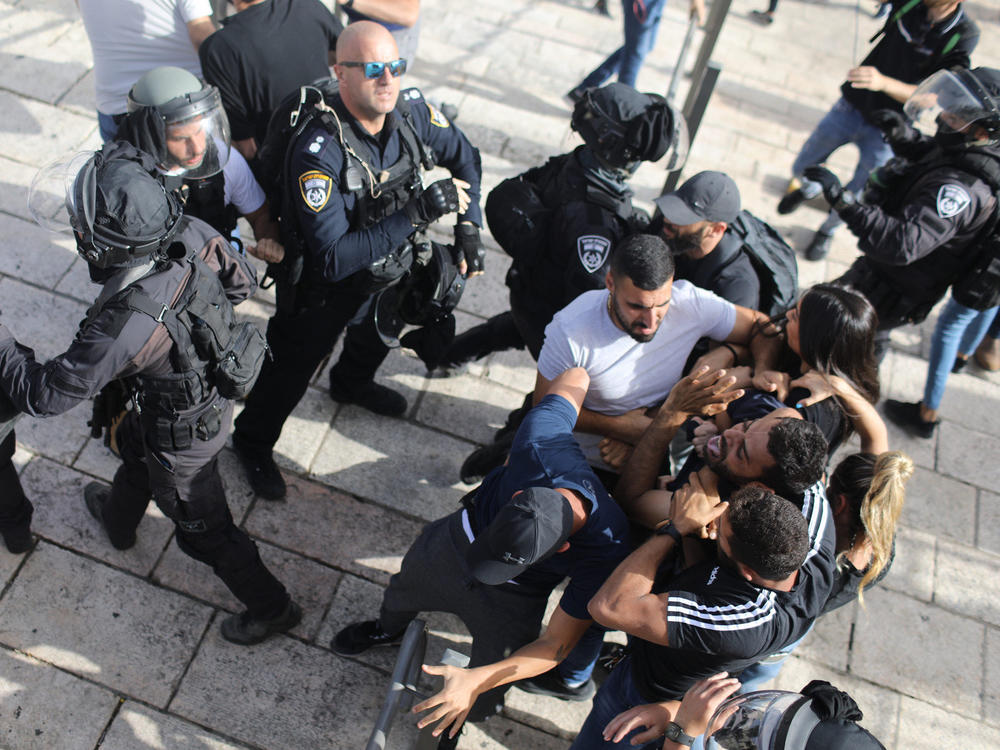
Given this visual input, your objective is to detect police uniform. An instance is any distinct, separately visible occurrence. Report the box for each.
[449,146,641,365]
[233,87,481,456]
[0,217,291,621]
[836,145,999,341]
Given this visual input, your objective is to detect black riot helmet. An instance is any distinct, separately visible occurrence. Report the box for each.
[62,143,184,269]
[904,67,1000,148]
[571,82,689,173]
[122,66,231,179]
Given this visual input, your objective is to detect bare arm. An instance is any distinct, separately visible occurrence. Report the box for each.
[615,368,741,511]
[338,0,420,26]
[413,606,591,739]
[186,16,216,50]
[846,66,918,105]
[243,202,285,264]
[534,370,652,443]
[791,371,889,453]
[590,472,729,643]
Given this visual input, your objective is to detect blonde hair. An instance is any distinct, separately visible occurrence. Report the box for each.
[830,451,914,605]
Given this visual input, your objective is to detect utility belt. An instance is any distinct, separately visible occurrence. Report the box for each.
[140,397,225,452]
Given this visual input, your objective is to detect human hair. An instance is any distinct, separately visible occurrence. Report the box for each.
[726,486,809,580]
[797,284,880,404]
[828,451,913,605]
[760,418,828,498]
[609,233,674,290]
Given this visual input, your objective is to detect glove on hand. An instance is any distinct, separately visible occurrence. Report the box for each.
[802,166,854,211]
[454,223,485,275]
[405,179,460,226]
[870,109,918,144]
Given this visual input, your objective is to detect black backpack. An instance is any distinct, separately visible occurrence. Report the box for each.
[721,210,799,317]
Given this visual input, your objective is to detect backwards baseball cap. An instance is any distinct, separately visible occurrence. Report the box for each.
[466,487,575,585]
[654,170,741,225]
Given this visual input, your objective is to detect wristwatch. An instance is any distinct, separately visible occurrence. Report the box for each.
[664,721,695,746]
[655,521,683,544]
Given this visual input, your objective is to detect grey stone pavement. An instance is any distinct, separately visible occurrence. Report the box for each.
[2,0,1000,747]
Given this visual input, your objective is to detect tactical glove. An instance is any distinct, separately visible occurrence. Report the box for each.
[405,179,460,226]
[869,108,936,160]
[454,223,485,275]
[802,166,855,213]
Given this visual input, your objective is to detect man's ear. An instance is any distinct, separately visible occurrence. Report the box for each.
[605,270,614,293]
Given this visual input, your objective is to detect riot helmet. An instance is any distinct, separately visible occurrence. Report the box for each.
[705,683,885,750]
[903,67,1000,148]
[123,66,231,179]
[30,142,184,269]
[571,82,689,173]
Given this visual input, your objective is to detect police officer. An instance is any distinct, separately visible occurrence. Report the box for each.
[8,142,298,644]
[430,81,687,374]
[804,67,1000,365]
[0,415,31,554]
[231,20,483,500]
[116,66,284,263]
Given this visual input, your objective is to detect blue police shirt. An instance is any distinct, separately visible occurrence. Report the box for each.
[471,394,631,620]
[288,87,482,283]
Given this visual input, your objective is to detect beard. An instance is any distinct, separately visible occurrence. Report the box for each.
[702,434,745,487]
[609,294,658,343]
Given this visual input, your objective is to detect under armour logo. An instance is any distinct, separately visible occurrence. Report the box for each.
[501,552,527,565]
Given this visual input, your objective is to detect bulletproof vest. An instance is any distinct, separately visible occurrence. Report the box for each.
[104,251,246,450]
[179,171,238,238]
[337,102,433,230]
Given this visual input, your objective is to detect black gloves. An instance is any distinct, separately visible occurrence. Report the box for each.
[870,108,936,160]
[405,179,460,226]
[454,223,485,275]
[802,166,855,212]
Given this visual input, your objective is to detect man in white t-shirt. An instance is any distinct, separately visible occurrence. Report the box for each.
[79,0,216,141]
[535,233,774,474]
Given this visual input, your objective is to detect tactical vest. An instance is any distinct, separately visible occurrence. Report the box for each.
[107,252,266,451]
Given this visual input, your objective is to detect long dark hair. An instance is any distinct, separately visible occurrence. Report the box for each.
[797,283,880,404]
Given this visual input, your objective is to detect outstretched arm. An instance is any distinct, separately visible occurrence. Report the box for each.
[413,606,591,739]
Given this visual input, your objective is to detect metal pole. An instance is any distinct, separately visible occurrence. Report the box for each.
[662,62,722,193]
[666,18,699,105]
[684,0,734,109]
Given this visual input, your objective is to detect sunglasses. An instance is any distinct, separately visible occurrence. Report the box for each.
[340,59,408,79]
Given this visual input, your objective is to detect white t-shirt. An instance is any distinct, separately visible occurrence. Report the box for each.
[537,281,737,466]
[222,148,266,216]
[79,0,213,115]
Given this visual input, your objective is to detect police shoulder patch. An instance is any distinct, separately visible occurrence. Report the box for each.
[299,170,332,212]
[577,234,612,274]
[936,183,971,219]
[426,102,450,128]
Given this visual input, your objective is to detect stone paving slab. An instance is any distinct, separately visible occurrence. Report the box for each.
[851,587,985,716]
[170,629,386,750]
[102,702,255,750]
[0,542,212,707]
[0,647,117,748]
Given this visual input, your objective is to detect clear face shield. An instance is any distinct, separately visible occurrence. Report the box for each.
[664,110,690,173]
[157,87,231,179]
[27,151,94,236]
[903,69,994,140]
[705,690,821,750]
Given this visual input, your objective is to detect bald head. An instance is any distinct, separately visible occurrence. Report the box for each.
[336,20,398,62]
[334,21,403,131]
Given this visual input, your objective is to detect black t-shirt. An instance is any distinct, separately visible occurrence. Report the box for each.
[630,483,836,701]
[199,0,342,143]
[841,3,978,121]
[727,388,846,457]
[674,230,760,310]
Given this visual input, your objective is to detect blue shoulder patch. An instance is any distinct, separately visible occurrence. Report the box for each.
[400,87,424,103]
[301,131,331,158]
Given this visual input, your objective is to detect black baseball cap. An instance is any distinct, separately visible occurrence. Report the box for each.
[654,170,741,225]
[466,487,575,585]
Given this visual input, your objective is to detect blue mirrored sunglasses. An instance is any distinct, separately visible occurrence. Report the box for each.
[340,59,408,79]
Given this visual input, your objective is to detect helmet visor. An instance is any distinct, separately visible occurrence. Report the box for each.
[28,151,94,234]
[664,110,690,172]
[706,691,805,749]
[159,87,231,179]
[904,69,992,138]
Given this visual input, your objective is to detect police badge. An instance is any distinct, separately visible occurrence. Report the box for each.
[299,170,332,212]
[577,235,611,273]
[936,184,971,219]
